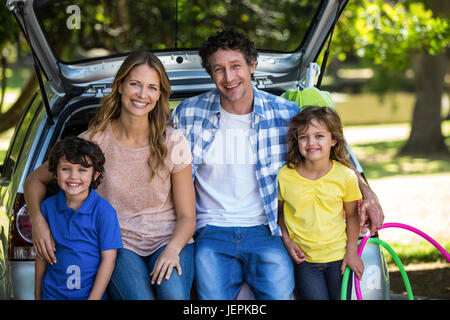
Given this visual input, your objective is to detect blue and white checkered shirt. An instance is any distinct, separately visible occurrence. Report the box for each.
[171,86,300,236]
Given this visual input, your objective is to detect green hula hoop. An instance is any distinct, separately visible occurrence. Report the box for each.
[341,237,414,300]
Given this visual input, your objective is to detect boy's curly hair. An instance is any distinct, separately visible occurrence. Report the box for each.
[199,28,258,75]
[286,106,350,169]
[48,136,105,189]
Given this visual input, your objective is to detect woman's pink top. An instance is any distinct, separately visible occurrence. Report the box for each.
[80,122,193,256]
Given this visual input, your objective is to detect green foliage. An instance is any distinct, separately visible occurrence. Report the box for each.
[333,0,449,71]
[34,0,318,62]
[0,4,20,48]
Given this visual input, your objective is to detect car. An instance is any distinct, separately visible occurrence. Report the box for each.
[1,0,389,300]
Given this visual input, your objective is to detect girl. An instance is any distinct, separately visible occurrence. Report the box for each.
[277,106,364,300]
[25,51,196,300]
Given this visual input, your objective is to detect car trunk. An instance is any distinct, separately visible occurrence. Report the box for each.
[8,0,349,120]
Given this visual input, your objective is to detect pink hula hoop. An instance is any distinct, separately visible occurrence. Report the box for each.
[354,222,450,300]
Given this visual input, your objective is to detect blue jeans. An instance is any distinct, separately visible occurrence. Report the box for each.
[107,244,194,300]
[294,260,349,300]
[194,225,294,300]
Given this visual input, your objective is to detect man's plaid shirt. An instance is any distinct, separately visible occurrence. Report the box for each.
[171,86,300,236]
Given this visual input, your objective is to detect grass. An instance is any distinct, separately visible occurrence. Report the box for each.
[349,121,450,180]
[384,241,450,266]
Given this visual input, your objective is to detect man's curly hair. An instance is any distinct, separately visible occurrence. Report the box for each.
[48,136,105,189]
[199,28,258,75]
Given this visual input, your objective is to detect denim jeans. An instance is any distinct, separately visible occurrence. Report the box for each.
[107,243,194,300]
[294,259,350,300]
[194,224,294,300]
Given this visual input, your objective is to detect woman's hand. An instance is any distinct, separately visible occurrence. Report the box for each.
[31,210,57,265]
[149,164,195,285]
[24,161,57,264]
[150,246,181,285]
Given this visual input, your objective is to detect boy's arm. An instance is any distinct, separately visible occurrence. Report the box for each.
[34,257,47,300]
[88,249,117,300]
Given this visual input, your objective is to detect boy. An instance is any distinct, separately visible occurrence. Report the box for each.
[34,136,122,300]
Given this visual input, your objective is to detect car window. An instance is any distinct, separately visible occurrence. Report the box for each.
[1,93,40,180]
[35,0,323,63]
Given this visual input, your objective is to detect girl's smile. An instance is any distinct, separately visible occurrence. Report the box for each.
[297,118,336,163]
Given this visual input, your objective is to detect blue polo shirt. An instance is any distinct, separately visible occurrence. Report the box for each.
[40,189,123,300]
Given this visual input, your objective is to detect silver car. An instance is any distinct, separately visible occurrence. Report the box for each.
[1,0,389,300]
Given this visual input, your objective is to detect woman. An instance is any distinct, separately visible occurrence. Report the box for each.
[24,51,196,300]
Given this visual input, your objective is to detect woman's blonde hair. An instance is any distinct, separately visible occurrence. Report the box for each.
[88,51,172,180]
[286,106,350,168]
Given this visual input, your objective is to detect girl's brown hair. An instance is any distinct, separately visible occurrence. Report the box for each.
[87,51,171,180]
[286,106,350,168]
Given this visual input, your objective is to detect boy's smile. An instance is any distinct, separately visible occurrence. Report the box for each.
[56,157,99,209]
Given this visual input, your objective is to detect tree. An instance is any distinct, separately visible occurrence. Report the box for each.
[333,0,449,156]
[0,3,38,132]
[0,0,316,134]
[1,0,448,156]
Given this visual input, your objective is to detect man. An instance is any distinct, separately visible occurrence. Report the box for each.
[171,28,384,300]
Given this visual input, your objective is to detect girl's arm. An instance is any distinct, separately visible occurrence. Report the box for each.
[34,257,47,300]
[341,200,364,280]
[24,161,57,264]
[88,249,117,300]
[150,165,196,285]
[278,200,306,264]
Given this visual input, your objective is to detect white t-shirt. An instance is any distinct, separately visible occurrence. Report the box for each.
[195,106,267,229]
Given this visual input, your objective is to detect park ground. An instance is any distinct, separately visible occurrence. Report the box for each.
[344,124,449,300]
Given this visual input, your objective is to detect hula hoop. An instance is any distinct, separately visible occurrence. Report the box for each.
[341,266,352,300]
[341,238,413,300]
[354,222,450,300]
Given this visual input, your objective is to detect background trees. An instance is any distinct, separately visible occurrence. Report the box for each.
[333,0,449,155]
[1,0,448,155]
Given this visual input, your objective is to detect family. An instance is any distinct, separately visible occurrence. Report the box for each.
[24,28,384,300]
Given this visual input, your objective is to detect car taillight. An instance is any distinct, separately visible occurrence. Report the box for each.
[9,193,35,260]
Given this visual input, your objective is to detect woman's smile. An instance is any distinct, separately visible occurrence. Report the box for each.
[119,64,161,117]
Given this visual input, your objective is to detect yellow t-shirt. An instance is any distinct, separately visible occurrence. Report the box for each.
[278,160,362,263]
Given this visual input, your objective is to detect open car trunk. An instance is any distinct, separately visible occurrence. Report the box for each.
[8,0,349,116]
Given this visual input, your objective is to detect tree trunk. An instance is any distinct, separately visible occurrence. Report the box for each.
[0,73,38,134]
[399,0,449,156]
[399,50,448,156]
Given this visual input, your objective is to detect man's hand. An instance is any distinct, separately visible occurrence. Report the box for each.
[31,214,57,265]
[359,189,385,235]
